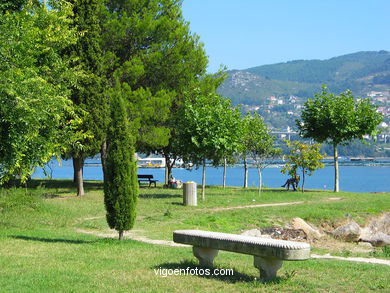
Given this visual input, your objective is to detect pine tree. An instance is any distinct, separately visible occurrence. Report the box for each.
[64,0,108,196]
[104,93,138,240]
[0,0,27,12]
[102,0,208,184]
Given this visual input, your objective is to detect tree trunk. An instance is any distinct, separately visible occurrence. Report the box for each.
[101,139,108,182]
[164,153,169,184]
[257,167,262,195]
[72,156,84,196]
[167,164,174,186]
[164,153,174,186]
[243,158,248,188]
[333,144,339,192]
[202,158,206,200]
[118,230,124,240]
[165,165,169,185]
[223,158,227,188]
[301,169,305,192]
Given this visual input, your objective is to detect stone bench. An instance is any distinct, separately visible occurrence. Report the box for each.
[173,229,310,281]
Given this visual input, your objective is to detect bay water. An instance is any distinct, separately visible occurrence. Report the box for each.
[32,159,390,193]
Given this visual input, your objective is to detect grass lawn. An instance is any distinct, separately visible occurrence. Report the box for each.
[0,180,389,292]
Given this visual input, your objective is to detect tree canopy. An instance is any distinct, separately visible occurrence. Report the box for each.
[240,113,281,193]
[63,0,108,196]
[0,2,81,184]
[297,86,383,192]
[179,90,241,199]
[102,0,206,150]
[103,0,210,186]
[281,141,324,192]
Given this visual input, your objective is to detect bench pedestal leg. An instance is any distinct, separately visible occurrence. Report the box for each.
[254,256,283,282]
[193,246,219,267]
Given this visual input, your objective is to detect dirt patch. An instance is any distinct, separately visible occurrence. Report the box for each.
[76,228,188,247]
[312,236,373,253]
[327,197,343,201]
[257,225,372,253]
[311,254,390,266]
[81,216,103,221]
[211,201,304,212]
[261,227,307,241]
[209,197,343,212]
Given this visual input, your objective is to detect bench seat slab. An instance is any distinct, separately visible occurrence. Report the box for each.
[173,230,310,260]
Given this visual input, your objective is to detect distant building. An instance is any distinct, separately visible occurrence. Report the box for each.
[367,91,384,97]
[375,97,387,103]
[289,95,298,103]
[380,122,389,128]
[363,134,372,140]
[249,105,260,111]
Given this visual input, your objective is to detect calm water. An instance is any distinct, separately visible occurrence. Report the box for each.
[33,159,390,193]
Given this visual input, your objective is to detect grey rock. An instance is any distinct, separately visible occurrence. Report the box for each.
[241,229,262,237]
[292,217,323,239]
[373,212,390,234]
[359,212,390,246]
[360,232,390,247]
[363,212,390,235]
[332,221,361,242]
[358,241,373,248]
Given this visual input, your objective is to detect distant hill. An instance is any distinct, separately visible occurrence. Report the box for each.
[219,51,390,105]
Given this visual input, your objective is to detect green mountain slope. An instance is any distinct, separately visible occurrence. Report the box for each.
[219,51,390,105]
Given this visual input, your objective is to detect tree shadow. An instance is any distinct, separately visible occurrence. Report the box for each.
[238,188,304,193]
[10,235,96,244]
[138,185,159,189]
[139,193,181,199]
[8,179,105,197]
[27,179,104,190]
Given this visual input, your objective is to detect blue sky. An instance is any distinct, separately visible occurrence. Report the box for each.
[182,0,390,73]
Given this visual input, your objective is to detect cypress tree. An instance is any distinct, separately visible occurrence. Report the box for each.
[104,93,138,240]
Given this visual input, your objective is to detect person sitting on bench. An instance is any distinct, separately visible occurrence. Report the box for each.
[281,174,300,191]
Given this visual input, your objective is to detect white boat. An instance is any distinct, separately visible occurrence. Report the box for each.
[137,157,166,168]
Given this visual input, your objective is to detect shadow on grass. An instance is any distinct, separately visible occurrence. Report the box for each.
[4,179,105,197]
[139,193,181,199]
[138,185,160,189]
[153,260,283,284]
[10,235,96,244]
[239,188,298,193]
[27,179,104,191]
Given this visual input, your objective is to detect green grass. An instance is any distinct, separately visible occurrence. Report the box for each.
[0,180,389,292]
